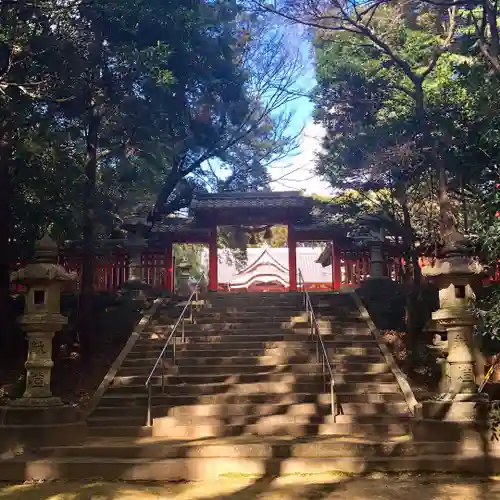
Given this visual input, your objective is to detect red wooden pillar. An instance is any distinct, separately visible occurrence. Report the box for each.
[287,224,297,291]
[332,243,342,290]
[208,227,218,292]
[165,241,173,293]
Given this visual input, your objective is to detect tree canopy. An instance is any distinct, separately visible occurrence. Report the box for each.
[254,0,500,254]
[0,0,304,358]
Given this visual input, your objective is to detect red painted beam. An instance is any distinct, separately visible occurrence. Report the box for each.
[287,224,297,292]
[208,227,218,292]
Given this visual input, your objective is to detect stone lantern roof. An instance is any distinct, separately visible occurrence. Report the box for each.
[10,234,76,284]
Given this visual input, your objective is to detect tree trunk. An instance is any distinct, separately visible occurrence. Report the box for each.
[400,195,422,369]
[437,156,459,246]
[460,174,468,232]
[398,187,421,285]
[403,82,428,369]
[0,127,12,361]
[78,108,101,362]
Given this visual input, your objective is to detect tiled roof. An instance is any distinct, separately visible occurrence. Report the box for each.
[123,215,211,236]
[201,246,332,285]
[150,217,204,234]
[191,191,312,211]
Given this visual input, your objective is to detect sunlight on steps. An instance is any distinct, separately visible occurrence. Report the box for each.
[6,292,482,482]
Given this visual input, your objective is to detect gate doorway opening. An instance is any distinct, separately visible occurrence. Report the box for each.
[203,226,335,292]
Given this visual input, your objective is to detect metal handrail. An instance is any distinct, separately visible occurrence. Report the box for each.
[144,273,204,426]
[298,269,341,421]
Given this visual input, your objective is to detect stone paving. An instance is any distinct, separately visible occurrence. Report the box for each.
[1,474,499,500]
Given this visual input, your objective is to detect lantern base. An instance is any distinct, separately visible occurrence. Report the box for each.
[0,403,86,452]
[416,392,489,422]
[8,396,63,407]
[119,279,151,309]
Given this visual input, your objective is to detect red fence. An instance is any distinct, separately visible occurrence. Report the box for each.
[339,251,403,287]
[10,251,175,294]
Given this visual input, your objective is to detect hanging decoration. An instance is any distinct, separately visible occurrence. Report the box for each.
[241,225,273,245]
[221,225,274,270]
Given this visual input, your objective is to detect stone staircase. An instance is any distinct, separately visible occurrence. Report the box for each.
[2,292,491,480]
[87,292,411,440]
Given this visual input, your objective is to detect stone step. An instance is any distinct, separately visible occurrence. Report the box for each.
[202,302,308,310]
[188,312,364,322]
[206,292,350,301]
[153,332,368,345]
[112,372,398,390]
[107,380,399,396]
[88,425,153,438]
[96,392,406,410]
[87,417,410,439]
[197,306,357,316]
[196,307,353,315]
[36,436,472,463]
[88,413,408,428]
[113,371,329,386]
[118,365,395,382]
[127,344,382,367]
[152,315,368,333]
[128,342,381,357]
[151,321,369,331]
[137,331,374,344]
[126,350,381,364]
[5,452,497,482]
[206,293,304,300]
[92,401,410,419]
[98,391,404,406]
[200,303,307,310]
[155,328,373,339]
[181,316,316,325]
[122,355,386,369]
[134,336,378,348]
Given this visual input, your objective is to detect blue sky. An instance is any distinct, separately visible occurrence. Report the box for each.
[207,35,333,196]
[267,45,333,196]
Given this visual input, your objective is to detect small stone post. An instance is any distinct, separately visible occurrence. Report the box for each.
[10,235,76,406]
[421,237,488,420]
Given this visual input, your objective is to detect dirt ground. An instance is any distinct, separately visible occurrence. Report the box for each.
[1,474,500,500]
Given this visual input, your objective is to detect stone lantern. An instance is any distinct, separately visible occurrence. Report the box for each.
[121,230,150,306]
[420,235,488,421]
[10,234,76,406]
[353,226,388,280]
[176,260,192,297]
[367,240,388,279]
[0,234,87,451]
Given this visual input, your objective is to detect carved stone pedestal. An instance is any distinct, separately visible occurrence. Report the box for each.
[9,329,65,408]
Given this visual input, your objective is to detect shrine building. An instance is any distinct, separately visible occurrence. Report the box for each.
[62,191,400,293]
[201,246,334,293]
